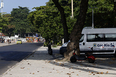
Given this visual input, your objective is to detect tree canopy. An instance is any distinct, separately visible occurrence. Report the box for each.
[0,0,116,44]
[27,0,116,45]
[11,6,36,37]
[0,14,14,37]
[28,0,77,44]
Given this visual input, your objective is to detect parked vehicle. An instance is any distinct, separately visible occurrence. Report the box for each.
[16,39,22,44]
[60,27,116,57]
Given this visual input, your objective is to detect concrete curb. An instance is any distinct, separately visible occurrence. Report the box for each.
[23,46,43,60]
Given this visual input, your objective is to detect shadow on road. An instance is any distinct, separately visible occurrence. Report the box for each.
[0,51,32,61]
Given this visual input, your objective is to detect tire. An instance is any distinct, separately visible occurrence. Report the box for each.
[88,58,95,63]
[70,56,76,63]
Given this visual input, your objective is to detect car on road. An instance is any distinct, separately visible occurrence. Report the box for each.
[16,39,22,44]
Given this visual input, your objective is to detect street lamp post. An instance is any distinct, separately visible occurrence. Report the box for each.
[92,8,94,28]
[91,0,97,29]
[70,0,74,18]
[71,0,73,18]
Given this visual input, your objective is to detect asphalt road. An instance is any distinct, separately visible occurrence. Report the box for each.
[0,42,43,75]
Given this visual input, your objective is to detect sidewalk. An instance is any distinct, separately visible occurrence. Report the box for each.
[0,42,16,47]
[1,46,116,77]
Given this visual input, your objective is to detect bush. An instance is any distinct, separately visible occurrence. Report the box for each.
[44,42,49,47]
[52,45,57,47]
[57,41,62,46]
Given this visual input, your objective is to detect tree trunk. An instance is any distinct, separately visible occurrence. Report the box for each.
[64,0,89,59]
[52,0,69,43]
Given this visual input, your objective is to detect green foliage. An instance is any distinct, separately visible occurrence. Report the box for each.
[0,27,2,32]
[1,14,15,36]
[85,0,114,28]
[28,0,77,44]
[0,15,9,33]
[57,41,62,46]
[28,0,115,45]
[43,42,49,47]
[28,5,63,43]
[10,6,36,37]
[0,0,114,41]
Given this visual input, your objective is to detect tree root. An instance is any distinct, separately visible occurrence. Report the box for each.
[55,57,70,62]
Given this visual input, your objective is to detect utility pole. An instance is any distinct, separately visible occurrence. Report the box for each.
[1,0,4,17]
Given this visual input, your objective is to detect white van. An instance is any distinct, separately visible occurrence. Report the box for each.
[79,27,116,56]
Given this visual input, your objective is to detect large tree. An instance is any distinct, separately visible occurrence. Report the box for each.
[11,6,35,37]
[28,0,115,59]
[28,6,64,44]
[0,14,15,37]
[69,0,89,56]
[52,0,69,43]
[0,17,6,33]
[28,1,76,45]
[52,0,89,59]
[2,14,15,37]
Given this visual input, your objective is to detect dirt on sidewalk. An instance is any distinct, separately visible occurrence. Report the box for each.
[2,46,116,77]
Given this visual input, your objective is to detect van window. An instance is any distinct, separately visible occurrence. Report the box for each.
[87,34,104,42]
[79,34,84,42]
[105,34,116,41]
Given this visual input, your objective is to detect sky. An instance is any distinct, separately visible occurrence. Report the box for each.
[2,0,49,14]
